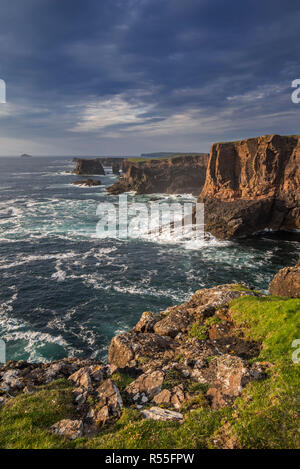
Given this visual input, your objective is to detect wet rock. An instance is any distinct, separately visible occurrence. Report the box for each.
[141,407,183,422]
[50,419,84,440]
[154,309,194,338]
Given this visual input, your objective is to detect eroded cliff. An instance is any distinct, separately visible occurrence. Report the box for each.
[107,154,209,195]
[199,135,300,239]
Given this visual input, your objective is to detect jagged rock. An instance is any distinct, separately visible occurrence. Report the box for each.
[109,332,177,371]
[154,309,195,338]
[141,407,183,422]
[153,385,189,409]
[87,379,123,426]
[134,311,162,333]
[50,419,84,440]
[72,158,105,175]
[125,370,164,405]
[0,369,24,393]
[269,257,300,298]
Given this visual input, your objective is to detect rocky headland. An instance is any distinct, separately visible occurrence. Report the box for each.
[198,134,300,239]
[73,159,105,176]
[1,272,299,448]
[107,154,209,196]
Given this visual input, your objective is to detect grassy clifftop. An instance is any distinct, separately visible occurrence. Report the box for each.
[0,294,299,449]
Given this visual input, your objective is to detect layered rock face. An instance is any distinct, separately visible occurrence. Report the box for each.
[73,159,105,175]
[107,154,209,195]
[269,256,300,298]
[199,135,300,239]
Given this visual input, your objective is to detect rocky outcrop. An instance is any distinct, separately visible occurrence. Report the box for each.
[199,135,300,239]
[0,283,273,440]
[269,256,300,298]
[72,179,101,186]
[73,159,105,175]
[107,154,209,195]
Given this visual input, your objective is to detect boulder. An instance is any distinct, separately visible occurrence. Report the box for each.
[141,407,183,422]
[269,257,300,298]
[87,379,123,426]
[50,419,83,440]
[72,158,105,175]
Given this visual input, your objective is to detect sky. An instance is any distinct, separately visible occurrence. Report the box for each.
[0,0,300,156]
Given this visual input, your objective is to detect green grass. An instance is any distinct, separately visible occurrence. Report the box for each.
[230,295,300,361]
[0,379,76,449]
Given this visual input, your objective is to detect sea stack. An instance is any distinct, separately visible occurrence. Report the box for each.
[198,134,300,239]
[73,158,105,175]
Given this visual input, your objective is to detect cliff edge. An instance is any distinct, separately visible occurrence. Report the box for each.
[107,154,209,196]
[199,135,300,239]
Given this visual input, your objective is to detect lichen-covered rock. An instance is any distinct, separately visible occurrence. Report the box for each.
[154,309,194,338]
[87,379,123,426]
[269,257,300,298]
[50,419,83,440]
[109,332,177,371]
[125,370,164,405]
[141,407,183,422]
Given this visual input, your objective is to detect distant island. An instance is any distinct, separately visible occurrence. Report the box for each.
[20,153,32,158]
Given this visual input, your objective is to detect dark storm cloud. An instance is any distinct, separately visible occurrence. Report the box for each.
[0,0,300,154]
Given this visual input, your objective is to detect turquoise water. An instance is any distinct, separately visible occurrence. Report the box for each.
[0,156,299,362]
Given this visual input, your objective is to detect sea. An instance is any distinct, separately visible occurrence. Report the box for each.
[0,156,299,363]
